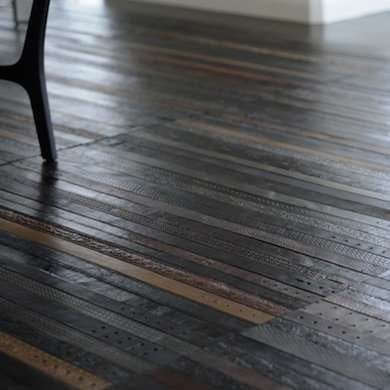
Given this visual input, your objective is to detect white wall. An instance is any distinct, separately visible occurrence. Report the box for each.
[321,0,390,23]
[138,0,390,24]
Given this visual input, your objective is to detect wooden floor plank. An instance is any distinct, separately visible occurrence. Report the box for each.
[1,0,390,388]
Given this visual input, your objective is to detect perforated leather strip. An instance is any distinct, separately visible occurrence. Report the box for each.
[0,331,110,390]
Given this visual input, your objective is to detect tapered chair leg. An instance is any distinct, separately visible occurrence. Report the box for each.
[26,75,57,162]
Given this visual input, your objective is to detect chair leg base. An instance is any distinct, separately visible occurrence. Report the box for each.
[27,77,57,162]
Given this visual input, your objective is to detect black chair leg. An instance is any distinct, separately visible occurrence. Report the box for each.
[0,0,56,162]
[26,73,56,162]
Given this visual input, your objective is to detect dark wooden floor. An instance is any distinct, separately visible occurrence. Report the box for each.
[1,1,390,389]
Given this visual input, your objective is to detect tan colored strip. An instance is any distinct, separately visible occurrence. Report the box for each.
[127,42,317,80]
[0,218,273,324]
[53,39,311,80]
[179,119,390,174]
[137,131,390,203]
[140,51,281,83]
[221,116,390,158]
[0,331,110,390]
[0,129,38,146]
[147,30,317,63]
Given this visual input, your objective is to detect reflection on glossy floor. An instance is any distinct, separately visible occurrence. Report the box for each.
[1,1,390,389]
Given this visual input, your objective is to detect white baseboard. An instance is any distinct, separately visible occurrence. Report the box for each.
[138,0,313,23]
[15,0,32,21]
[137,0,390,24]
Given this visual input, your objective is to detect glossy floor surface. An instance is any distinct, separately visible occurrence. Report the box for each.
[1,1,390,389]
